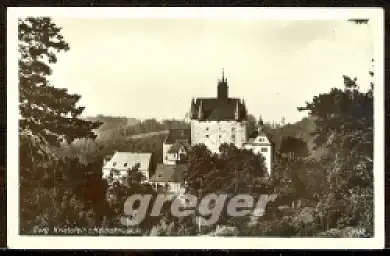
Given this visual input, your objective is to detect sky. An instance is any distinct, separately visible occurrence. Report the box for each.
[50,18,374,124]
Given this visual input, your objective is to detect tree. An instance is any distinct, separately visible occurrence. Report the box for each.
[106,162,182,235]
[19,17,101,147]
[298,74,373,236]
[279,136,309,158]
[184,143,269,232]
[18,17,101,233]
[246,114,257,138]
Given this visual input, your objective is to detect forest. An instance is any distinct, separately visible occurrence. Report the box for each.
[18,17,374,237]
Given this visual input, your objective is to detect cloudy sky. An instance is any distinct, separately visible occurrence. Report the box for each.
[50,18,373,124]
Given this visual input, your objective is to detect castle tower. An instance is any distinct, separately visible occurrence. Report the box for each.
[217,68,228,99]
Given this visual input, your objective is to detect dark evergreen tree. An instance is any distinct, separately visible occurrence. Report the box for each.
[18,17,101,233]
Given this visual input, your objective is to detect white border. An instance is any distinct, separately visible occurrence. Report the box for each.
[7,7,385,249]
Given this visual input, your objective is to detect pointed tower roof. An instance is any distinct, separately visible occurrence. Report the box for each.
[217,68,228,99]
[257,118,267,137]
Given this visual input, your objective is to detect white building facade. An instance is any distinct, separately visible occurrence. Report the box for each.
[190,120,247,153]
[102,152,153,185]
[243,128,273,176]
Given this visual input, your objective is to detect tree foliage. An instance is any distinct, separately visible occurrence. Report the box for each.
[19,17,101,147]
[296,74,373,236]
[183,143,270,232]
[244,73,373,237]
[279,136,309,157]
[18,17,102,233]
[185,143,267,196]
[246,114,257,138]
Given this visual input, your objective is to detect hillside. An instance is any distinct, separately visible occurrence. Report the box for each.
[266,115,327,158]
[60,117,188,164]
[85,115,140,129]
[94,118,189,142]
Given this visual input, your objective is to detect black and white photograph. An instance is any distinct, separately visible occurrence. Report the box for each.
[7,7,384,249]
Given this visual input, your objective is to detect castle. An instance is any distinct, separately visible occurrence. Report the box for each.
[102,70,273,195]
[189,69,248,153]
[160,70,273,175]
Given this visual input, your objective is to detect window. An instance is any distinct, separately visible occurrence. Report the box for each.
[113,162,117,167]
[205,135,209,138]
[124,163,127,167]
[219,135,222,138]
[232,135,235,139]
[261,147,268,152]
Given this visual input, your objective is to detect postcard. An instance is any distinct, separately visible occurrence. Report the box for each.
[7,7,384,249]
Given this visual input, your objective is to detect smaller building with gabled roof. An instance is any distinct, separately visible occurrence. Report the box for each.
[102,152,153,184]
[163,128,191,165]
[149,163,187,195]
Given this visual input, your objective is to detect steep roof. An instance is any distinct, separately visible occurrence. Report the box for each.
[165,128,191,144]
[149,163,187,182]
[103,152,152,171]
[191,98,247,121]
